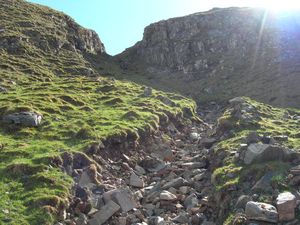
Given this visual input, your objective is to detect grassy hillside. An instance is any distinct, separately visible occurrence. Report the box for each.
[0,0,197,224]
[210,97,300,223]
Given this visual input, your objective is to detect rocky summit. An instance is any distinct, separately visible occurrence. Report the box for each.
[0,1,300,225]
[117,7,300,108]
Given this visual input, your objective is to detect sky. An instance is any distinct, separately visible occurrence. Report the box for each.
[26,0,299,55]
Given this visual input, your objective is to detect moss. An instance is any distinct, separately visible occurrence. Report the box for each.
[211,97,300,220]
[212,164,242,191]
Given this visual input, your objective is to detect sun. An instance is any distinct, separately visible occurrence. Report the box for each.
[254,0,300,12]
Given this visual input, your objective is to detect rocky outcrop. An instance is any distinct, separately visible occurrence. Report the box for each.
[0,0,105,55]
[118,7,300,108]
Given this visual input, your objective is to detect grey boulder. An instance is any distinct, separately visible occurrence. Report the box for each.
[244,143,297,165]
[245,201,278,223]
[2,111,42,127]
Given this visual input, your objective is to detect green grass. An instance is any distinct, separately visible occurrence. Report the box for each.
[0,1,198,224]
[0,76,196,225]
[212,97,300,223]
[212,98,300,191]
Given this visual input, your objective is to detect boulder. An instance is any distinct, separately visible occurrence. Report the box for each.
[2,111,42,127]
[245,201,278,223]
[244,143,295,165]
[276,192,297,222]
[88,200,120,225]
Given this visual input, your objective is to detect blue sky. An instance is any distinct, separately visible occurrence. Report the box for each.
[27,0,282,55]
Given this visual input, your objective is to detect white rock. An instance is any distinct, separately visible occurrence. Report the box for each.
[190,132,200,141]
[160,190,177,201]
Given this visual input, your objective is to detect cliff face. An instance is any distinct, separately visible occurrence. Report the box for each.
[0,0,105,55]
[0,0,107,80]
[118,8,300,108]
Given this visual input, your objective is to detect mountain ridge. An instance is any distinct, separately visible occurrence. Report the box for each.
[116,7,300,108]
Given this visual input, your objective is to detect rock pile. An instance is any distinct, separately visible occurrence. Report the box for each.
[56,99,300,225]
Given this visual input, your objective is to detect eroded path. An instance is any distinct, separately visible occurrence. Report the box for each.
[62,103,220,225]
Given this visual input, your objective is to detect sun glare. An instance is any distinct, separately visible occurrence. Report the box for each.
[254,0,300,12]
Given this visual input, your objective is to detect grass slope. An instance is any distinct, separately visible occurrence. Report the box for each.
[0,0,197,224]
[0,76,196,225]
[211,97,300,223]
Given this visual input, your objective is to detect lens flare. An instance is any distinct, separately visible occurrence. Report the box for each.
[255,0,300,12]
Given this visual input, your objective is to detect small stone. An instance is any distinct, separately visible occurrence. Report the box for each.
[251,172,273,193]
[0,86,7,93]
[245,201,278,223]
[143,87,152,97]
[199,137,216,148]
[290,165,300,175]
[184,193,198,209]
[140,157,166,172]
[130,172,144,188]
[181,162,205,169]
[190,132,200,141]
[273,135,288,142]
[172,212,189,224]
[179,186,190,194]
[88,200,120,225]
[162,177,186,189]
[149,216,166,225]
[76,213,88,225]
[290,175,300,186]
[245,131,260,144]
[103,188,137,212]
[118,217,127,225]
[235,195,252,209]
[78,171,93,188]
[135,165,146,175]
[160,190,177,201]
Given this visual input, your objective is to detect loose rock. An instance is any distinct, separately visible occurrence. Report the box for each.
[245,201,278,223]
[88,200,120,225]
[276,192,297,222]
